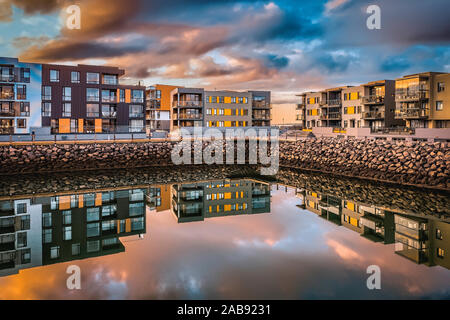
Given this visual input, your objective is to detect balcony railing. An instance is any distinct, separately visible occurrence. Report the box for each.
[362,111,385,119]
[395,90,428,101]
[252,101,271,109]
[0,92,14,100]
[320,113,342,120]
[370,127,415,135]
[362,95,385,104]
[102,111,117,118]
[327,99,342,106]
[395,108,429,119]
[253,114,271,120]
[0,75,15,82]
[296,103,305,110]
[173,101,203,108]
[129,112,144,118]
[173,113,202,120]
[0,109,15,116]
[102,96,117,103]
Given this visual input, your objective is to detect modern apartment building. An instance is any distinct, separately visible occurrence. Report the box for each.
[0,57,146,136]
[170,87,271,131]
[395,72,450,129]
[146,84,180,133]
[0,187,147,276]
[170,179,271,223]
[0,57,42,135]
[298,187,448,269]
[296,71,449,132]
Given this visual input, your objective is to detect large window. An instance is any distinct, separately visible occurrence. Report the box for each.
[86,72,100,84]
[132,90,144,103]
[103,74,118,85]
[50,70,59,82]
[86,88,100,102]
[129,120,144,132]
[72,243,81,256]
[17,119,26,129]
[63,210,72,225]
[86,207,100,222]
[63,87,71,101]
[86,103,99,117]
[436,101,443,111]
[63,226,72,241]
[42,102,51,117]
[16,85,26,100]
[50,246,60,259]
[62,103,71,117]
[102,105,117,118]
[437,82,445,92]
[129,105,143,118]
[102,90,117,103]
[42,86,51,100]
[43,229,52,243]
[71,71,80,83]
[87,222,100,238]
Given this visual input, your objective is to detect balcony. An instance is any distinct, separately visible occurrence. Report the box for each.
[320,113,342,120]
[102,96,118,103]
[327,99,342,106]
[395,90,428,102]
[102,111,118,118]
[296,114,304,121]
[0,109,15,116]
[363,95,385,105]
[0,91,14,100]
[252,101,271,109]
[395,108,429,119]
[173,113,202,120]
[253,114,271,120]
[0,75,15,83]
[296,103,305,110]
[362,111,385,119]
[173,101,203,108]
[370,127,415,135]
[128,112,144,119]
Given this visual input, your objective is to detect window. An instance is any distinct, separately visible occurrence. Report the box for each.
[156,90,161,99]
[87,222,100,237]
[50,246,60,259]
[437,82,445,92]
[119,89,125,102]
[218,96,224,103]
[50,70,59,82]
[71,71,80,83]
[17,119,26,129]
[436,101,443,111]
[20,68,30,82]
[86,104,99,117]
[17,232,27,248]
[129,120,144,132]
[102,105,117,118]
[437,248,445,258]
[17,85,26,100]
[43,212,52,227]
[129,105,143,118]
[87,240,100,253]
[43,229,52,243]
[42,86,51,100]
[132,90,144,103]
[86,72,100,84]
[436,229,443,240]
[42,102,51,117]
[21,249,31,263]
[63,210,72,225]
[17,203,27,214]
[86,88,99,102]
[63,87,71,101]
[63,226,72,241]
[103,74,117,85]
[62,103,71,117]
[72,243,81,256]
[86,207,100,222]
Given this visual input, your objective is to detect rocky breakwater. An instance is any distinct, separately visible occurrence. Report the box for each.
[0,142,175,174]
[279,138,449,189]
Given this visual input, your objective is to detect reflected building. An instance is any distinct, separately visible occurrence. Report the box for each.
[0,187,147,276]
[171,179,271,223]
[297,187,449,270]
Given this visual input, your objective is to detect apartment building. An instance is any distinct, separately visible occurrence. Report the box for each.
[170,87,271,131]
[296,71,449,133]
[146,84,180,133]
[0,57,146,136]
[298,187,448,269]
[395,72,450,129]
[0,187,147,276]
[0,57,42,135]
[170,179,271,223]
[361,80,402,130]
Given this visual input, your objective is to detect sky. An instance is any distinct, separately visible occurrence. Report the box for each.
[0,0,449,124]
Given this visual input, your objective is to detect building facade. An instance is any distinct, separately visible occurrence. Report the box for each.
[1,57,146,136]
[146,84,180,133]
[295,71,450,132]
[0,57,42,135]
[170,87,271,132]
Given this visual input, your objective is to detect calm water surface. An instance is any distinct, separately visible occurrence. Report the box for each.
[0,168,449,299]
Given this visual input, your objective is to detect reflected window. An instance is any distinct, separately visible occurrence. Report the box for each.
[72,243,81,256]
[50,246,60,259]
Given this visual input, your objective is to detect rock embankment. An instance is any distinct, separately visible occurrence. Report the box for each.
[0,138,448,189]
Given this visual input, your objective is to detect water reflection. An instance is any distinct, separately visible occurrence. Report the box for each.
[0,169,449,299]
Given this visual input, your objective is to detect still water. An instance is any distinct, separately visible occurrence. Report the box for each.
[0,166,449,299]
